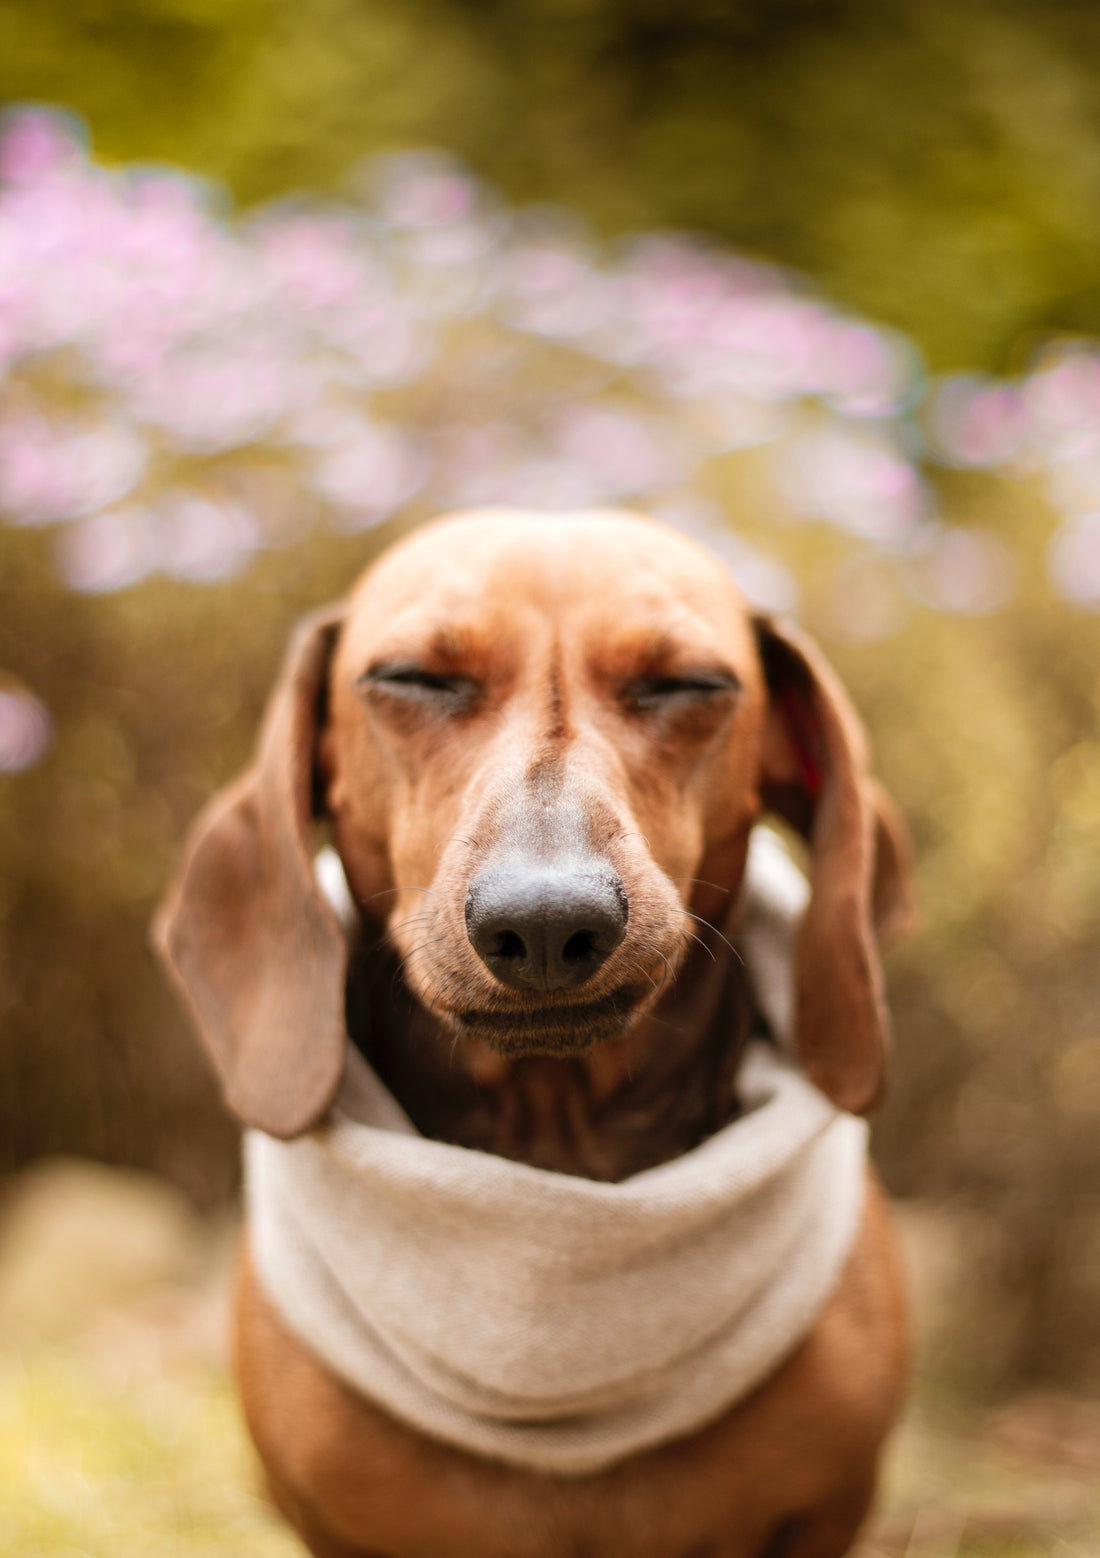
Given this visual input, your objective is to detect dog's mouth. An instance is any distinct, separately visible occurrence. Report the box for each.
[450,982,650,1056]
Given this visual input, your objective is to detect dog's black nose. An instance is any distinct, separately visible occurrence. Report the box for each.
[465,863,628,992]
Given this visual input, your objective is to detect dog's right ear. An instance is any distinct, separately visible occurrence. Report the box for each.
[153,606,348,1139]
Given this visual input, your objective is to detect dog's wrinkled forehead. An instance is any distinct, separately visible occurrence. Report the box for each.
[337,509,758,667]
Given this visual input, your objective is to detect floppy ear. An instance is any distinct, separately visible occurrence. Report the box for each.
[154,606,349,1138]
[754,616,914,1114]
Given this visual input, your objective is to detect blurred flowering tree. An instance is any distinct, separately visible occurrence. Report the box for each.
[1,108,1099,1387]
[6,0,1100,367]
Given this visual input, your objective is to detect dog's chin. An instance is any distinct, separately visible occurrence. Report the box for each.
[446,984,650,1057]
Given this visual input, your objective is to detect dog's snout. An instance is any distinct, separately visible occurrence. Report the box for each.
[465,863,628,992]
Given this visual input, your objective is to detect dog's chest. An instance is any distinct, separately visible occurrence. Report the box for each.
[393,1053,741,1179]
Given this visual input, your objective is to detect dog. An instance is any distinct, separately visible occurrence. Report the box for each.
[156,508,913,1558]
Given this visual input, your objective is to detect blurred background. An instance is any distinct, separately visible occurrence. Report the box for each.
[2,2,1100,1553]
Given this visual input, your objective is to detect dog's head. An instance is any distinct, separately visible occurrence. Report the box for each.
[155,510,912,1138]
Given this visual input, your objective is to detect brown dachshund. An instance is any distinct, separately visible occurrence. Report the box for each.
[156,509,913,1558]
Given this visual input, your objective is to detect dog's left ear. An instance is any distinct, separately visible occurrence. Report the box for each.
[153,606,348,1139]
[753,616,915,1114]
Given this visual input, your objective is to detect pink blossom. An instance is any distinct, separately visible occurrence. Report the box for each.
[310,424,429,525]
[59,506,154,592]
[555,405,687,497]
[0,107,84,186]
[908,526,1015,614]
[0,415,146,525]
[779,428,927,542]
[1049,513,1100,606]
[372,154,480,230]
[1024,347,1100,458]
[155,494,260,582]
[932,378,1028,467]
[0,685,53,771]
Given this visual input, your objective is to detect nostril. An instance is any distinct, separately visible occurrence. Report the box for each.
[562,929,597,965]
[492,929,527,962]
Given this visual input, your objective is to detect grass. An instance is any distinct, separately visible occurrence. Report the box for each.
[863,1395,1100,1557]
[0,1353,298,1557]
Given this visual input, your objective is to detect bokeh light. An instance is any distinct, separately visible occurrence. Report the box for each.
[0,685,52,772]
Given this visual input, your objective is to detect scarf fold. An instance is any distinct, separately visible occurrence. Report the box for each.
[246,830,867,1475]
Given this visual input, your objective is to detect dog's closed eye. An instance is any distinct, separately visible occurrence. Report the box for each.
[358,663,481,715]
[622,670,742,712]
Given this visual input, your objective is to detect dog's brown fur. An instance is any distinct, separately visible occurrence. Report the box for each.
[157,509,913,1558]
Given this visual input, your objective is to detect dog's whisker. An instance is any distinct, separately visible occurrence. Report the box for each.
[652,949,677,995]
[640,1008,686,1035]
[430,971,470,1034]
[656,921,717,964]
[433,835,482,856]
[389,938,448,1003]
[628,958,661,995]
[680,927,718,964]
[418,978,450,1025]
[620,951,669,999]
[682,909,743,965]
[670,877,732,896]
[401,939,449,970]
[628,983,687,1034]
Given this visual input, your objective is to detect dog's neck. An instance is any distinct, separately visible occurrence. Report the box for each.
[345,919,753,1182]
